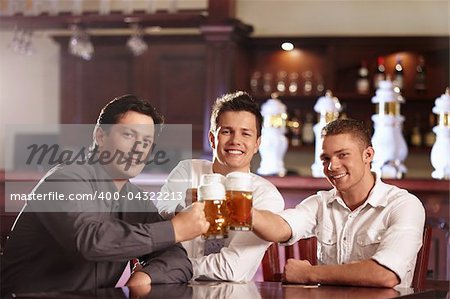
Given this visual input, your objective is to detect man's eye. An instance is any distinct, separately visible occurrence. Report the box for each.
[123,132,134,138]
[339,153,348,158]
[221,130,230,135]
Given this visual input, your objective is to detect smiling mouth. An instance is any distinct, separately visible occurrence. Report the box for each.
[331,173,347,180]
[226,149,244,155]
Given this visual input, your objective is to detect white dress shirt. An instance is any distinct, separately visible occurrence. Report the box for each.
[278,174,425,287]
[157,159,285,281]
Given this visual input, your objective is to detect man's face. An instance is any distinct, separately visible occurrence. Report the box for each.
[210,111,261,175]
[320,133,373,194]
[96,111,155,181]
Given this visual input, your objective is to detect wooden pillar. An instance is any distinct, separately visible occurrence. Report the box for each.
[200,22,252,154]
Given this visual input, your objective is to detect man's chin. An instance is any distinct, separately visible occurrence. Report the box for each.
[224,162,248,172]
[115,168,144,180]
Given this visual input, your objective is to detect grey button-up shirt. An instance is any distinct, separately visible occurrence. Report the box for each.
[1,162,192,295]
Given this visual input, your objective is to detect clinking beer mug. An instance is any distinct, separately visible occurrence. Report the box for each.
[197,180,228,239]
[201,173,225,186]
[225,172,253,231]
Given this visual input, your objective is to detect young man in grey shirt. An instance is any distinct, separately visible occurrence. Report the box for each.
[1,95,209,295]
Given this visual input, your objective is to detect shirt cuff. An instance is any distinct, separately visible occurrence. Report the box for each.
[277,209,302,246]
[371,250,412,286]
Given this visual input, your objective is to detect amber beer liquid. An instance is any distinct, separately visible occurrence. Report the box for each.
[226,190,252,231]
[203,199,228,239]
[225,172,253,231]
[197,181,228,239]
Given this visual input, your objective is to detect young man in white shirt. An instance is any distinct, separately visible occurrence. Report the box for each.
[157,91,285,281]
[252,118,425,288]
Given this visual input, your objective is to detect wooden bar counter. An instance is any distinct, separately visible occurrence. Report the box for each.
[10,281,450,299]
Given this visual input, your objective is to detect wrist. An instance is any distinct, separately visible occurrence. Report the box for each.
[170,218,181,243]
[307,264,318,284]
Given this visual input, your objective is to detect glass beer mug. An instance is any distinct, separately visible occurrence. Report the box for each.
[225,172,253,231]
[201,173,225,186]
[197,181,228,239]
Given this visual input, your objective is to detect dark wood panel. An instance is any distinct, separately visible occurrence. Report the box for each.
[136,42,207,149]
[59,37,135,124]
[58,36,207,148]
[80,51,134,124]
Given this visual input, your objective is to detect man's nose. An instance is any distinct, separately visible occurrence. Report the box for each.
[229,133,242,145]
[328,157,340,171]
[131,140,147,153]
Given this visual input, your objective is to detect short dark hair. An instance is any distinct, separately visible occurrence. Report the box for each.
[91,94,164,152]
[96,94,164,128]
[322,118,372,149]
[210,91,263,137]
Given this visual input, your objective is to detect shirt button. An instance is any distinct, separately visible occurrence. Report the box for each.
[343,237,347,241]
[377,236,381,241]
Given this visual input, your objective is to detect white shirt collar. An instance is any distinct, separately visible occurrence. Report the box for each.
[324,173,389,208]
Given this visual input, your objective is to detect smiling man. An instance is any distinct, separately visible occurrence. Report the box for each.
[1,95,209,295]
[156,91,285,282]
[252,118,425,288]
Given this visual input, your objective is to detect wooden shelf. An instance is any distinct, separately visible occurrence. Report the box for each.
[253,92,438,103]
[0,10,208,30]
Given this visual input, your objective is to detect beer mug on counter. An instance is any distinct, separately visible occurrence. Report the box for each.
[198,181,228,239]
[225,172,253,231]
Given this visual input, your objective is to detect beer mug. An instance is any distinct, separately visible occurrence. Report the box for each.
[200,173,225,186]
[197,182,228,239]
[225,172,253,231]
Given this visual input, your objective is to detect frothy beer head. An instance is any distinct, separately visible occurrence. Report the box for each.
[198,182,226,201]
[225,172,252,191]
[201,173,225,186]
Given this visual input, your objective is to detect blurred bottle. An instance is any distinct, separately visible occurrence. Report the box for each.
[339,103,348,119]
[316,73,325,94]
[393,55,404,91]
[424,113,436,147]
[276,71,287,95]
[250,71,261,94]
[409,114,422,147]
[373,56,386,90]
[301,113,315,145]
[288,72,299,95]
[414,56,427,94]
[302,71,313,95]
[356,60,369,94]
[263,73,273,95]
[289,109,302,147]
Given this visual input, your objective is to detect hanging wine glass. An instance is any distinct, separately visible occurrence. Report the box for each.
[126,24,148,56]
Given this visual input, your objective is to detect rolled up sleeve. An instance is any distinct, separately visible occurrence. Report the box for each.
[371,194,425,287]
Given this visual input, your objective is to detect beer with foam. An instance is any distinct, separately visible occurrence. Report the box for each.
[225,172,253,231]
[198,181,228,239]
